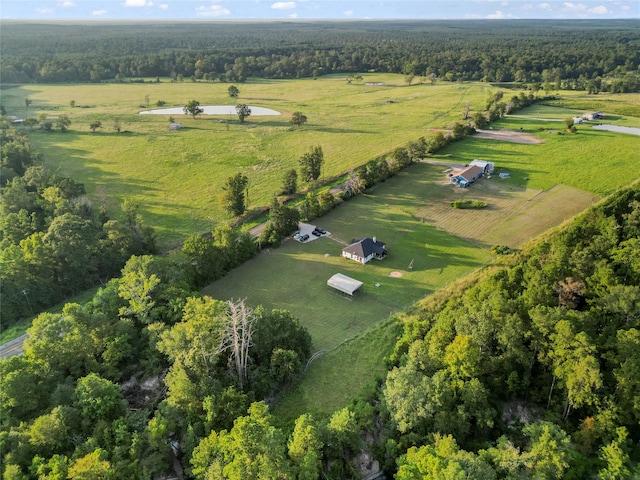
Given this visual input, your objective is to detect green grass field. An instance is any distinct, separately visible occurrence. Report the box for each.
[2,75,495,248]
[441,114,640,196]
[203,176,493,351]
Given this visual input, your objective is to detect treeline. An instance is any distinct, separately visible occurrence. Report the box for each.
[1,20,639,92]
[379,181,640,477]
[0,120,157,327]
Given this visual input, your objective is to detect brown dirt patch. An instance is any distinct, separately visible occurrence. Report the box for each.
[474,129,543,144]
[388,271,403,278]
[416,181,599,248]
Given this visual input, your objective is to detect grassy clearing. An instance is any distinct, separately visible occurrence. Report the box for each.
[273,317,401,424]
[543,92,640,119]
[439,107,640,196]
[3,76,494,248]
[203,170,492,351]
[403,162,600,248]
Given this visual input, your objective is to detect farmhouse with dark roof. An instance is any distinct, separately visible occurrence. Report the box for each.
[342,237,387,264]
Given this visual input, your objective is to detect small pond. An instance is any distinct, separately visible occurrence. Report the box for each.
[139,105,281,116]
[591,124,640,136]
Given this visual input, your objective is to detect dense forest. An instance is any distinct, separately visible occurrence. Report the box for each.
[2,179,639,478]
[1,20,639,92]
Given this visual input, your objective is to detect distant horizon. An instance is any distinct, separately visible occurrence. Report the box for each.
[2,0,638,21]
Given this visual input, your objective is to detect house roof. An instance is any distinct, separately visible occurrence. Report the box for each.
[343,237,386,258]
[327,273,363,295]
[455,165,483,181]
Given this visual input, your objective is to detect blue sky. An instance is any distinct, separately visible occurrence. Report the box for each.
[1,0,638,20]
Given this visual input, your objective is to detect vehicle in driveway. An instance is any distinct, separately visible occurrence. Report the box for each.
[312,230,321,237]
[300,234,309,241]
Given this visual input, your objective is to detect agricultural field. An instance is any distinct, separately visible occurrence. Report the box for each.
[1,75,495,248]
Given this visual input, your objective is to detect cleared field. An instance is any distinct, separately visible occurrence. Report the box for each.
[2,76,494,248]
[273,317,401,423]
[203,172,493,352]
[411,166,600,248]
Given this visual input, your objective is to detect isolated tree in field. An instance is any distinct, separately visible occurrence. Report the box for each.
[56,115,71,132]
[463,102,471,120]
[25,98,32,109]
[299,146,324,182]
[564,117,575,131]
[183,99,204,119]
[290,111,308,127]
[228,85,240,99]
[70,100,75,108]
[235,104,251,123]
[89,121,102,133]
[113,118,122,133]
[221,173,249,217]
[281,168,297,195]
[144,94,150,106]
[37,113,47,129]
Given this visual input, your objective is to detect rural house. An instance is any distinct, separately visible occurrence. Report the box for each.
[342,237,387,264]
[450,165,484,188]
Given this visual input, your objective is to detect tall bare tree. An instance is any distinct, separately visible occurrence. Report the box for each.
[215,299,256,389]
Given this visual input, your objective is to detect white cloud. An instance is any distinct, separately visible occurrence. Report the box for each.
[289,12,298,18]
[36,8,54,14]
[344,10,354,16]
[196,5,231,16]
[159,3,169,9]
[501,1,509,6]
[93,9,108,15]
[588,5,609,13]
[562,2,587,11]
[124,0,153,6]
[521,3,534,9]
[58,1,76,7]
[271,2,296,10]
[538,2,552,9]
[486,9,515,18]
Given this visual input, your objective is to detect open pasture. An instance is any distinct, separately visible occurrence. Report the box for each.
[3,75,494,248]
[544,92,640,119]
[438,108,640,196]
[202,174,492,351]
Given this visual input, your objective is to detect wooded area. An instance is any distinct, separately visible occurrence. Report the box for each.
[1,20,639,92]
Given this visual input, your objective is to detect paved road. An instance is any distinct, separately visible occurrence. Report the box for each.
[0,334,27,360]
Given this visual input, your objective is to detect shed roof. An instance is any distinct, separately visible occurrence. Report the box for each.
[327,273,363,295]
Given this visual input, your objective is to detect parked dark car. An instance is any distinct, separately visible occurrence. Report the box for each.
[312,230,321,237]
[300,234,309,241]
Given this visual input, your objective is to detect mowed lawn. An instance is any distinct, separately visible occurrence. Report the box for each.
[202,173,492,351]
[3,76,494,248]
